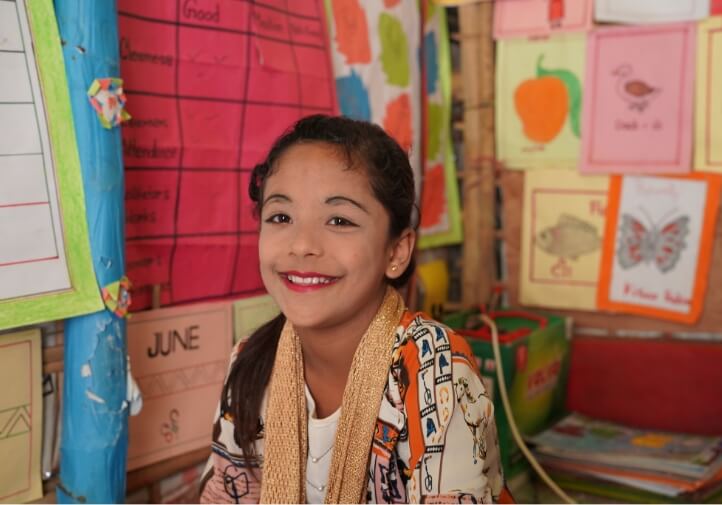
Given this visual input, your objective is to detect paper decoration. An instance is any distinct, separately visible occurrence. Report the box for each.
[232,294,279,343]
[418,1,462,248]
[496,34,586,170]
[126,302,232,470]
[713,1,722,15]
[580,24,696,175]
[325,0,423,199]
[597,174,722,324]
[695,17,722,173]
[521,170,609,311]
[595,0,710,24]
[0,0,102,331]
[101,276,132,318]
[87,77,130,129]
[0,329,42,503]
[416,259,449,315]
[494,0,593,39]
[119,0,338,310]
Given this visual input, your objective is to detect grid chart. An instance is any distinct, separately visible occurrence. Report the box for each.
[119,0,337,310]
[0,0,71,301]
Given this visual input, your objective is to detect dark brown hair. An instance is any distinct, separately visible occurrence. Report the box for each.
[220,114,417,465]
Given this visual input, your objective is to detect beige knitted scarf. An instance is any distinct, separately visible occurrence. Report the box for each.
[260,287,405,504]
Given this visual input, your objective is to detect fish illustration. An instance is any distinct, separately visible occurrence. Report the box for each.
[535,214,601,260]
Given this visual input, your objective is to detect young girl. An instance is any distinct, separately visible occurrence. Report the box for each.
[199,115,510,504]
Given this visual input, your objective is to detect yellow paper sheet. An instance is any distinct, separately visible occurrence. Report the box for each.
[496,34,586,170]
[232,294,280,343]
[695,16,722,173]
[0,329,42,504]
[520,170,609,311]
[417,259,449,315]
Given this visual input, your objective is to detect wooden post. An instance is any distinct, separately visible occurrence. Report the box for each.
[460,2,496,307]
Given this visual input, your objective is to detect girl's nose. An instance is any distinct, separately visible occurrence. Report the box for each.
[288,223,322,257]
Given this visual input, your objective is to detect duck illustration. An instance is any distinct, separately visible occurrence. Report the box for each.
[613,64,661,112]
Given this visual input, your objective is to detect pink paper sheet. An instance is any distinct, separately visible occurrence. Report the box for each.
[119,0,338,309]
[126,301,232,470]
[580,23,695,174]
[494,0,593,39]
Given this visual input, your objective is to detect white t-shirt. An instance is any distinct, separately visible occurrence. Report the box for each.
[305,385,340,504]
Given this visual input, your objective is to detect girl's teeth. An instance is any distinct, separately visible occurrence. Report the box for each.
[287,275,331,285]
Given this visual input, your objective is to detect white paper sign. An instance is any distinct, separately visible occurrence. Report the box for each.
[595,0,710,24]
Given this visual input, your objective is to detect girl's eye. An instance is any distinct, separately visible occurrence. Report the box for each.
[265,213,291,224]
[328,216,358,227]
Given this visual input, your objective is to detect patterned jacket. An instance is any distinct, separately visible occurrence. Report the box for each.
[200,311,509,503]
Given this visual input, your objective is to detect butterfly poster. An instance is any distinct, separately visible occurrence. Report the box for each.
[496,34,586,170]
[418,1,462,248]
[580,24,696,175]
[695,17,722,173]
[597,174,722,323]
[520,169,609,311]
[594,0,710,24]
[494,0,593,39]
[324,0,422,200]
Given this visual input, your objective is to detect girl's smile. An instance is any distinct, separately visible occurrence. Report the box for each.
[280,271,339,292]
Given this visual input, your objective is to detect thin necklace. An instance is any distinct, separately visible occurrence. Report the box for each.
[309,442,334,464]
[306,476,327,493]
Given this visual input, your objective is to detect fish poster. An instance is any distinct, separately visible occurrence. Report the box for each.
[126,301,232,470]
[324,0,422,199]
[0,329,42,503]
[695,17,722,173]
[597,174,722,324]
[494,0,593,39]
[0,0,102,330]
[496,34,586,170]
[580,24,696,175]
[418,1,462,248]
[520,170,609,311]
[595,0,711,24]
[119,0,338,310]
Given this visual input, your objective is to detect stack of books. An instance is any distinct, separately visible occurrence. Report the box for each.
[529,413,722,503]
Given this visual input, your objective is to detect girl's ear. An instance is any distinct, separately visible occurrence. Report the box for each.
[386,228,416,279]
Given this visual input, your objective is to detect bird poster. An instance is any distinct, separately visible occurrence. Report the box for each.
[418,1,463,248]
[324,0,422,200]
[594,0,710,24]
[580,24,696,175]
[496,34,586,170]
[520,169,609,311]
[494,0,593,39]
[597,174,722,324]
[695,17,722,173]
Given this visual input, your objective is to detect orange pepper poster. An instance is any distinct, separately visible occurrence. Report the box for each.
[324,0,422,199]
[126,301,232,470]
[496,34,586,170]
[119,0,338,310]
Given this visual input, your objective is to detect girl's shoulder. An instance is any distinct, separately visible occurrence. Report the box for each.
[395,310,476,369]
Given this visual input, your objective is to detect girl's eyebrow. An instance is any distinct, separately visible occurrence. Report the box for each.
[262,193,291,206]
[325,195,369,214]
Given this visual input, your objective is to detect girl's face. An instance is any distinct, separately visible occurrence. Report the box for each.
[258,142,411,335]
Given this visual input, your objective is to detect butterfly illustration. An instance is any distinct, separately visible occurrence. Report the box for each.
[617,210,689,273]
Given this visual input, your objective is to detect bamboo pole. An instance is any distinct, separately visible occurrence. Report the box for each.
[460,2,496,306]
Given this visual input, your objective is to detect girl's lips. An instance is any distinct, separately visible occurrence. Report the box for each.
[280,271,339,292]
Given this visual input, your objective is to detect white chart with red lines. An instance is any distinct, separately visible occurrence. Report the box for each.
[0,0,71,301]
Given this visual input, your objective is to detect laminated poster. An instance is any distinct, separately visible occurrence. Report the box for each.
[580,24,696,175]
[520,170,609,311]
[0,0,102,331]
[127,301,233,470]
[418,1,462,248]
[496,34,586,170]
[0,329,42,504]
[494,0,593,39]
[695,17,722,173]
[232,293,279,343]
[595,0,710,24]
[597,174,722,324]
[324,0,423,199]
[119,0,338,310]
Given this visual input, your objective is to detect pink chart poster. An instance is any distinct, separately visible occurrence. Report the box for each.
[119,0,338,310]
[580,24,695,175]
[126,302,232,470]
